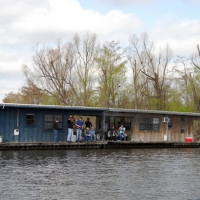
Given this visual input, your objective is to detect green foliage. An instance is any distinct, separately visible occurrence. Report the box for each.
[95,41,127,107]
[3,32,200,113]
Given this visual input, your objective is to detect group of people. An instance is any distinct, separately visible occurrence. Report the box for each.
[52,116,127,142]
[52,116,96,142]
[76,117,96,142]
[106,124,127,141]
[67,116,97,142]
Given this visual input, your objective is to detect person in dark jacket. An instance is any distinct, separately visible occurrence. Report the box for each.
[85,118,92,129]
[67,116,75,142]
[52,118,59,142]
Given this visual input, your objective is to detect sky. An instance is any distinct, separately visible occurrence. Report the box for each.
[0,0,200,103]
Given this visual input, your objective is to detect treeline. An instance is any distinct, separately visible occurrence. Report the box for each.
[3,32,200,112]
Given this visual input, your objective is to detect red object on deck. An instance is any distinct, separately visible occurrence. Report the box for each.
[185,137,193,142]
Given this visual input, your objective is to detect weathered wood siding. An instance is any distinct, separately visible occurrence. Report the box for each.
[129,115,195,142]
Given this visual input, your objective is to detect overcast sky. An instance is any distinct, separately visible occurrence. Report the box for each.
[0,0,200,103]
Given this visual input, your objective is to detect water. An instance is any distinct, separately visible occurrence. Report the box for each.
[0,148,200,200]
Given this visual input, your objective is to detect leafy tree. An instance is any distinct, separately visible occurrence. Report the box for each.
[3,92,23,103]
[2,83,49,104]
[4,32,200,113]
[95,41,127,107]
[174,57,195,111]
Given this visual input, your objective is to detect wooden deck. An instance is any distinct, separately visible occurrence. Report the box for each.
[106,141,200,149]
[0,141,200,150]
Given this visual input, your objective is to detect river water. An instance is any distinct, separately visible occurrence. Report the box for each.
[0,148,200,200]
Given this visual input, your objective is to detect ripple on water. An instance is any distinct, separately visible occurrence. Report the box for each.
[0,149,200,200]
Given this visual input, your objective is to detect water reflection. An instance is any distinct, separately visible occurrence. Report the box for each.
[1,149,200,200]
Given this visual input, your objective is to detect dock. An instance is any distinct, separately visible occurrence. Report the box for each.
[0,141,200,150]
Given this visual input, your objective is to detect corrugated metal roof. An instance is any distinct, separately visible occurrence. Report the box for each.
[1,103,200,117]
[108,108,200,117]
[0,103,108,111]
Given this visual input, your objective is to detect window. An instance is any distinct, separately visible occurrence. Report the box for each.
[44,114,63,130]
[124,118,131,130]
[109,117,115,129]
[106,117,132,130]
[139,117,146,130]
[26,114,35,126]
[168,118,172,128]
[180,117,185,133]
[153,118,159,131]
[139,117,159,131]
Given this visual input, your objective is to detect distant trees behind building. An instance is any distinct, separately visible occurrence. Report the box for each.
[3,32,200,112]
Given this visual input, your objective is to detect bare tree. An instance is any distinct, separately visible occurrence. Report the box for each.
[126,35,146,109]
[189,44,200,112]
[23,40,79,105]
[197,44,200,57]
[73,32,99,106]
[174,57,194,109]
[128,33,174,110]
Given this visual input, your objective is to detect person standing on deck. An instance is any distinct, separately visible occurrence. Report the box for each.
[52,118,59,142]
[67,116,74,142]
[76,117,84,142]
[84,118,92,141]
[85,118,92,129]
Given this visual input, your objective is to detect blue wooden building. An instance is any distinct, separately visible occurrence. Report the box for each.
[1,103,200,143]
[0,103,107,142]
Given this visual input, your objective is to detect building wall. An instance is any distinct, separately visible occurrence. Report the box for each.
[166,116,194,142]
[0,107,105,143]
[130,115,195,142]
[0,108,67,142]
[105,112,197,142]
[0,106,198,143]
